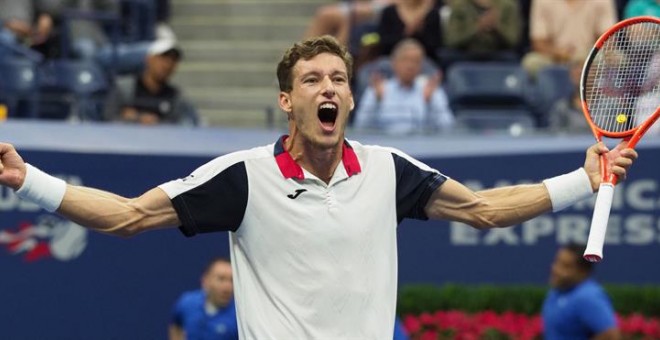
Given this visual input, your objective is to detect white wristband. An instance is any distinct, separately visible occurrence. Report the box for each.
[543,168,594,212]
[15,163,67,212]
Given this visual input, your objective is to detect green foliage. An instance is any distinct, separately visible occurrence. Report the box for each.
[398,284,660,317]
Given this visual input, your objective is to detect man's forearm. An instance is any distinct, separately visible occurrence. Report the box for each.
[58,185,179,237]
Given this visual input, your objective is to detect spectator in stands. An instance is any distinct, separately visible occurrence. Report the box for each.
[542,244,620,339]
[0,1,33,46]
[303,0,394,48]
[376,0,443,67]
[31,0,118,59]
[103,39,199,126]
[547,58,590,134]
[522,0,617,77]
[354,38,453,134]
[169,257,239,340]
[632,26,660,135]
[624,0,660,17]
[442,0,521,66]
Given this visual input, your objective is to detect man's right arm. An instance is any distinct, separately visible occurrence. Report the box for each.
[58,185,179,237]
[0,143,180,237]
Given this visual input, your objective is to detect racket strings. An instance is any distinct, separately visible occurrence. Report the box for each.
[586,21,660,133]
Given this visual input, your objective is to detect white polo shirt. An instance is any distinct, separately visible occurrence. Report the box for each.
[159,136,446,339]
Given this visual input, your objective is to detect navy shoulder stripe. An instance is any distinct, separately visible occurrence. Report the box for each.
[174,161,248,236]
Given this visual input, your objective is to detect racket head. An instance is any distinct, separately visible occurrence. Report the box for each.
[580,16,660,142]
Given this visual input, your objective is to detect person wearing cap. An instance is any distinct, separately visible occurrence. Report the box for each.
[103,39,199,125]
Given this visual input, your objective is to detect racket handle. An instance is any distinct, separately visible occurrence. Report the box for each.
[584,183,615,262]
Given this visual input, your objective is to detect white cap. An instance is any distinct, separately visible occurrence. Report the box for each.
[148,39,182,59]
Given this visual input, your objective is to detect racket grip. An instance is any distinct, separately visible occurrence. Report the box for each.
[584,183,615,263]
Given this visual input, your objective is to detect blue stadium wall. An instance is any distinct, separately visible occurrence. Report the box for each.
[1,121,659,339]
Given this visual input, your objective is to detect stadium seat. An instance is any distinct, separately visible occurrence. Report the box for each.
[454,108,536,135]
[0,57,39,118]
[445,62,532,109]
[533,65,574,125]
[38,60,110,121]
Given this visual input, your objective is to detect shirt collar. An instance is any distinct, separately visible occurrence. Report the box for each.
[273,135,361,180]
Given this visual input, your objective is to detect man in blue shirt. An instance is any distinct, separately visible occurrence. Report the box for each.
[542,244,620,340]
[354,38,454,135]
[169,257,239,340]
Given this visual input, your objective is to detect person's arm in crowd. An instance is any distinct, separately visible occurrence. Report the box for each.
[492,0,521,49]
[596,0,618,37]
[443,1,476,49]
[424,142,637,228]
[428,83,454,131]
[353,87,378,130]
[528,0,571,61]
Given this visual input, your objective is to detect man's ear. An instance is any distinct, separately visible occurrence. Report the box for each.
[279,92,292,114]
[279,92,291,112]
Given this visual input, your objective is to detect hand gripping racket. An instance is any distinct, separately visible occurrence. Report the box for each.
[582,16,660,262]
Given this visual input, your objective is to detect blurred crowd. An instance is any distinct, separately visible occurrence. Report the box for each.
[0,0,657,134]
[0,0,198,126]
[305,0,659,135]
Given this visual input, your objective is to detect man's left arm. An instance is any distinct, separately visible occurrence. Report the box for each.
[424,142,637,228]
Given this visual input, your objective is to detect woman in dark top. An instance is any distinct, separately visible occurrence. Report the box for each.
[377,0,443,67]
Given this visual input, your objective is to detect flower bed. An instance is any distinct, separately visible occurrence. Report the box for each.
[402,310,660,340]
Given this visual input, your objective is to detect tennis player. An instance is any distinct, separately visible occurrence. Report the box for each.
[0,36,637,339]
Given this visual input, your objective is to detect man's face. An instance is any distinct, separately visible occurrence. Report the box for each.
[549,248,586,290]
[279,52,354,150]
[202,261,233,308]
[147,53,178,83]
[392,47,423,86]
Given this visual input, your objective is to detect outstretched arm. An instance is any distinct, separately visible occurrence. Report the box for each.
[0,143,180,237]
[59,185,179,237]
[424,142,637,228]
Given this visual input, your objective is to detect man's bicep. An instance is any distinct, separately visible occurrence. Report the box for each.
[139,187,181,227]
[424,179,486,225]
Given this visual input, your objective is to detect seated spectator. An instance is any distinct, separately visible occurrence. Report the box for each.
[103,39,199,126]
[522,0,617,77]
[547,58,590,134]
[624,0,660,18]
[31,0,118,60]
[376,0,443,67]
[0,1,33,43]
[354,39,454,134]
[442,0,521,66]
[169,257,238,340]
[632,31,660,134]
[303,0,394,48]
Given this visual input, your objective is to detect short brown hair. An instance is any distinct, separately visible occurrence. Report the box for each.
[276,35,353,92]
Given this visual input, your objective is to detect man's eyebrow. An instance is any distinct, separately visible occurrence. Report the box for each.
[298,69,348,78]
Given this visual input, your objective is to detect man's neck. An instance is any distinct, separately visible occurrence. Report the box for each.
[286,135,343,184]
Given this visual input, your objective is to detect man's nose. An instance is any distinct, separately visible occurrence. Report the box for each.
[321,77,336,98]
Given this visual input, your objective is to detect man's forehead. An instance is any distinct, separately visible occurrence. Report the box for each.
[293,53,348,76]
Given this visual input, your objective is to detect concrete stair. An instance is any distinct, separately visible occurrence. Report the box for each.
[169,0,330,127]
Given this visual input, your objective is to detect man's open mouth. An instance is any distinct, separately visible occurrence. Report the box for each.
[318,102,338,129]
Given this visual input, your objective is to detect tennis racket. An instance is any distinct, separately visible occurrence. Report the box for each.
[582,16,660,262]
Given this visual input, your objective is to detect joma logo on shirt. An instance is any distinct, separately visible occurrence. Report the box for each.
[287,189,307,199]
